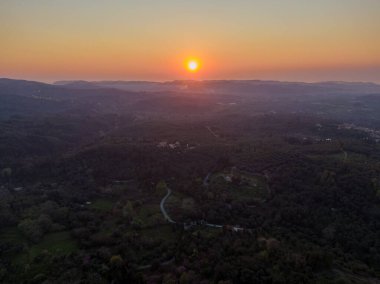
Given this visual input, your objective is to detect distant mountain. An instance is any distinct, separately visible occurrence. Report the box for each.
[54,80,171,92]
[0,78,68,98]
[53,80,100,90]
[0,78,140,119]
[54,79,380,95]
[2,77,380,120]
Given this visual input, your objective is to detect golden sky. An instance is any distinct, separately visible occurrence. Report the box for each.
[1,0,380,82]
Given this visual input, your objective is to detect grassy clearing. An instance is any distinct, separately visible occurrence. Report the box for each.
[196,227,223,239]
[130,225,179,265]
[11,231,78,266]
[166,193,182,207]
[29,231,78,258]
[229,184,268,201]
[308,151,366,163]
[181,197,195,211]
[142,225,177,241]
[136,203,164,226]
[165,192,197,221]
[210,172,269,201]
[89,199,114,211]
[0,226,26,244]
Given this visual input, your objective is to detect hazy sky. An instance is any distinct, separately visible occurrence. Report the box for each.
[1,0,379,82]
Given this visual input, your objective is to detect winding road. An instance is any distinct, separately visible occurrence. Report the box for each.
[203,172,211,187]
[160,188,176,224]
[343,150,348,162]
[159,186,241,231]
[205,126,219,138]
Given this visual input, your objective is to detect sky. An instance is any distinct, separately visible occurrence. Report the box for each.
[1,0,380,83]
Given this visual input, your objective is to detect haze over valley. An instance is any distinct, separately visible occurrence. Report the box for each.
[1,1,380,283]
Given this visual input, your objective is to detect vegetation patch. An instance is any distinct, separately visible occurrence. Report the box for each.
[209,170,269,202]
[0,227,25,245]
[11,231,77,266]
[136,204,164,226]
[89,199,114,211]
[28,231,78,258]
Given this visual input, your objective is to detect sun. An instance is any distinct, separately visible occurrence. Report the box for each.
[186,59,200,72]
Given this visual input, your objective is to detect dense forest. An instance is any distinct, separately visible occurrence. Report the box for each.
[1,79,380,283]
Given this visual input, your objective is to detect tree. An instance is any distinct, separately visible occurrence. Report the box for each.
[110,255,124,267]
[131,217,144,229]
[18,218,43,242]
[0,199,16,226]
[37,214,53,232]
[1,168,12,186]
[156,180,167,194]
[162,273,177,284]
[122,201,135,219]
[179,272,190,284]
[231,166,241,184]
[40,201,59,216]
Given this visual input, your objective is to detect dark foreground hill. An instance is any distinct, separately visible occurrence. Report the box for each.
[1,78,380,283]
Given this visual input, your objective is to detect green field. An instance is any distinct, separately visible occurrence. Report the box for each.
[4,231,78,266]
[89,199,114,211]
[28,231,78,258]
[142,225,177,241]
[0,227,26,245]
[209,171,269,202]
[137,203,164,226]
[307,151,367,163]
[229,183,268,202]
[135,225,178,266]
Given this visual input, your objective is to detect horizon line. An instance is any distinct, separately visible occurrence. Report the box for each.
[2,77,380,86]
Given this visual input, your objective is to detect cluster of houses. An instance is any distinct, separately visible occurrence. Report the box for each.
[339,123,380,143]
[156,141,197,150]
[0,185,25,192]
[176,219,252,233]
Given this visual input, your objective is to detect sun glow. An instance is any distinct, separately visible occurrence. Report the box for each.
[186,59,200,72]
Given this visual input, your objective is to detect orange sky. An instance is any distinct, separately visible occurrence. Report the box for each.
[1,0,380,82]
